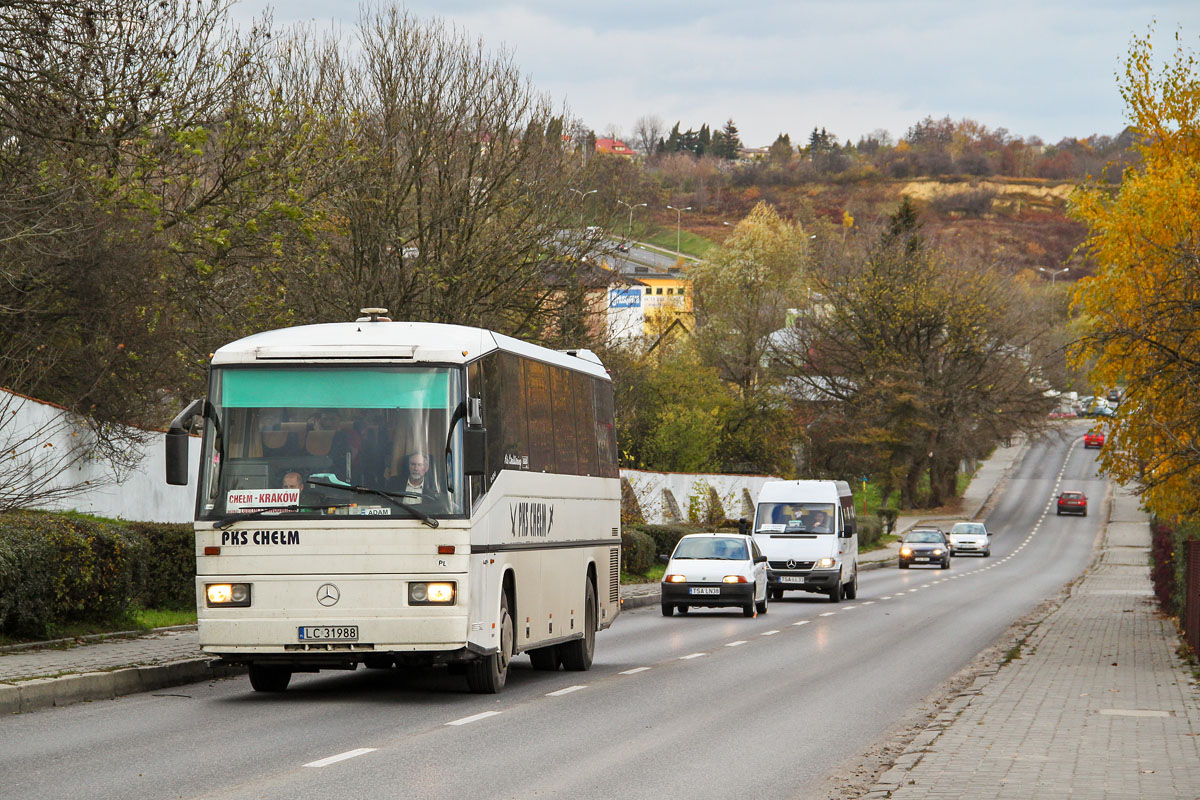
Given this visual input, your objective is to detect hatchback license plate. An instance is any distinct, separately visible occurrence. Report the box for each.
[689,587,720,595]
[298,625,359,641]
[914,557,930,562]
[780,576,805,583]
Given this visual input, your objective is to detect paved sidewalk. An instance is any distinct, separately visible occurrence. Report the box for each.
[863,485,1200,799]
[0,434,1030,715]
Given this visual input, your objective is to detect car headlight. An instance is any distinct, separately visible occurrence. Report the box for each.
[206,583,251,607]
[722,575,748,583]
[932,548,943,556]
[900,547,912,557]
[409,581,456,605]
[816,557,836,568]
[664,574,686,583]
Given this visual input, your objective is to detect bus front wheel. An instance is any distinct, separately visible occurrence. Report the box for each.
[559,579,596,671]
[248,664,292,693]
[467,591,512,693]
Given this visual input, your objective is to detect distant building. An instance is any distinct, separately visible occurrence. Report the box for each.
[595,138,636,156]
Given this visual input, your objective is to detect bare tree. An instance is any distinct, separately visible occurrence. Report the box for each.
[279,9,606,342]
[632,114,665,156]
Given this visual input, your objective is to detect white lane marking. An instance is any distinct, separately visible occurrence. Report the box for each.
[446,711,501,726]
[680,653,706,660]
[861,601,875,605]
[820,612,836,617]
[761,630,780,636]
[619,667,650,675]
[304,748,376,768]
[547,685,586,697]
[793,620,810,626]
[726,640,748,647]
[881,596,891,600]
[842,605,858,610]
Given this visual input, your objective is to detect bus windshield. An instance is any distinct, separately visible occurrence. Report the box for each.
[196,365,465,520]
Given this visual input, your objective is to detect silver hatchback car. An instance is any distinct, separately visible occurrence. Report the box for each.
[948,521,991,557]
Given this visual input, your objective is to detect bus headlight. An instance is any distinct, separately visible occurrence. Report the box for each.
[409,582,456,605]
[206,583,251,607]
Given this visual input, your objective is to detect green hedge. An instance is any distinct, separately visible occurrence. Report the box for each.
[620,529,655,575]
[857,517,883,550]
[0,511,194,640]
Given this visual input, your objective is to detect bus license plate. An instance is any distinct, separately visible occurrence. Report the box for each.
[689,587,720,595]
[781,576,805,583]
[298,625,359,642]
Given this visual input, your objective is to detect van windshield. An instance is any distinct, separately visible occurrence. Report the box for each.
[754,502,836,533]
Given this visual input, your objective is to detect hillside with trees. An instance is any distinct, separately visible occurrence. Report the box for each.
[0,0,1144,514]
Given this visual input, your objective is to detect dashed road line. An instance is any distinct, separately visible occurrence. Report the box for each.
[619,667,650,675]
[725,640,747,647]
[680,653,705,660]
[547,685,586,697]
[304,748,376,768]
[447,711,501,726]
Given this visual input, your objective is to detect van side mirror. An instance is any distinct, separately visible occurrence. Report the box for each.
[738,517,749,535]
[657,554,670,564]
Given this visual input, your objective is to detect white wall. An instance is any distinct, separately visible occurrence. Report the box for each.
[621,468,780,524]
[1,389,199,523]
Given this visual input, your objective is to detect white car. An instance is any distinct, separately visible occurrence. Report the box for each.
[948,521,991,557]
[661,533,768,617]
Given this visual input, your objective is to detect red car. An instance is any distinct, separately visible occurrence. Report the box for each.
[1083,430,1105,448]
[1057,491,1088,516]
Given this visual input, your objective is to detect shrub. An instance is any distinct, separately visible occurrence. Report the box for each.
[0,511,196,639]
[620,529,655,575]
[1150,516,1177,614]
[857,517,883,550]
[686,481,727,526]
[123,522,195,610]
[635,523,693,556]
[876,508,899,536]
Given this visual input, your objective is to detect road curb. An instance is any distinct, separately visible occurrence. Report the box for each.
[0,658,245,715]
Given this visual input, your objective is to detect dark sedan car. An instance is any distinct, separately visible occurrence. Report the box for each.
[1057,491,1088,516]
[899,528,951,569]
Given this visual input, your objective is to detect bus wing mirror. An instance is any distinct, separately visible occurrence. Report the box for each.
[463,426,487,477]
[467,396,483,427]
[165,398,205,486]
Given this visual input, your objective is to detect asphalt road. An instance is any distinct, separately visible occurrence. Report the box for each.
[0,426,1104,800]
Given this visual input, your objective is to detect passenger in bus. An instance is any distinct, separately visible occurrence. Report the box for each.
[393,452,438,505]
[282,471,304,490]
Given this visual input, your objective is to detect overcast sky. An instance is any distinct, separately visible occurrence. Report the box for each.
[231,1,1200,147]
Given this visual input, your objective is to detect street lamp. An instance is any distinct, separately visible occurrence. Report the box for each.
[1038,266,1070,286]
[570,188,597,225]
[617,200,647,241]
[667,204,692,256]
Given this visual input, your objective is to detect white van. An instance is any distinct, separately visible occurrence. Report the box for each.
[749,480,858,603]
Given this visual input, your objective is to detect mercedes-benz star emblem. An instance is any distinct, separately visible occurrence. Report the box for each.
[316,583,340,607]
[786,560,797,570]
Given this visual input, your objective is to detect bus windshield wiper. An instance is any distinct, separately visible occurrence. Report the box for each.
[213,503,355,530]
[306,478,439,528]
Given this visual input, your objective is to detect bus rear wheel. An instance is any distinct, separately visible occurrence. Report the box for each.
[248,664,292,693]
[559,579,596,671]
[467,591,512,693]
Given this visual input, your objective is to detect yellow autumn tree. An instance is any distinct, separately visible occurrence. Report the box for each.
[1071,29,1200,520]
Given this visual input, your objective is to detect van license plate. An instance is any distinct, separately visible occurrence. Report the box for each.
[689,587,720,595]
[780,576,805,583]
[298,626,359,641]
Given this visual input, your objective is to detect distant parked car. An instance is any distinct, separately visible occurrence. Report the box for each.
[1084,429,1105,448]
[899,528,951,569]
[1056,491,1088,516]
[1107,388,1121,405]
[1049,407,1077,419]
[661,533,769,617]
[948,521,990,557]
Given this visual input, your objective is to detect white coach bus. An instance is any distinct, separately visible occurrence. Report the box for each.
[165,310,621,694]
